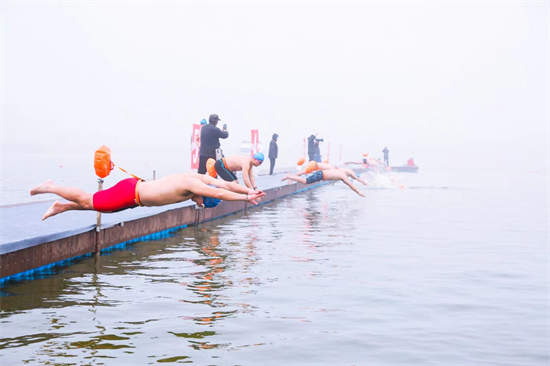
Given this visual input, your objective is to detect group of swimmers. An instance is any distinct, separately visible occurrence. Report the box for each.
[31,152,368,220]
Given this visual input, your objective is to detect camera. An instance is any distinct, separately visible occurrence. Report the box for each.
[223,124,227,130]
[315,138,324,143]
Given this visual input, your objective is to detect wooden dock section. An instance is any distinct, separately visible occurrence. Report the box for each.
[1,173,328,282]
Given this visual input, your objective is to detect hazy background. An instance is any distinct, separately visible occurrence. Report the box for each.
[2,1,548,172]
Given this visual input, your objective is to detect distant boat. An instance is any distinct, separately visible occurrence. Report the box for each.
[390,158,419,173]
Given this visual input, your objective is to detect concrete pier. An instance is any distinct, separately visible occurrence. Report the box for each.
[1,172,329,282]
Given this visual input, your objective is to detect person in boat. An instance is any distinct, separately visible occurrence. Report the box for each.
[206,153,264,191]
[31,172,266,220]
[281,161,365,197]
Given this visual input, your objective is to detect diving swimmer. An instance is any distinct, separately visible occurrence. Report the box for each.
[206,153,265,191]
[31,172,266,220]
[282,161,365,197]
[293,161,367,186]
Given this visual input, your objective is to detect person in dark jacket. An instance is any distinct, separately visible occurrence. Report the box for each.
[382,146,389,166]
[198,114,229,174]
[307,134,317,162]
[268,133,279,175]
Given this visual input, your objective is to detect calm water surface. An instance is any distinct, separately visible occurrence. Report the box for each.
[1,169,548,365]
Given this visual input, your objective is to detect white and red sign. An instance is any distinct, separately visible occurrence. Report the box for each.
[251,129,259,157]
[191,124,202,169]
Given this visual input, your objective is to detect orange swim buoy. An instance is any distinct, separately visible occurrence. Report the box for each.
[206,158,217,178]
[94,145,113,178]
[297,156,306,166]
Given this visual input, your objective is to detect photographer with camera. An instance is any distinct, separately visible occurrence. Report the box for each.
[198,114,229,174]
[307,134,323,163]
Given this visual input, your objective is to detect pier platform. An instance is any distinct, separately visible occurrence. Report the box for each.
[1,172,329,282]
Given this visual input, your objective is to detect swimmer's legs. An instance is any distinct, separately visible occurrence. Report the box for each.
[281,173,307,184]
[42,200,85,220]
[31,180,94,210]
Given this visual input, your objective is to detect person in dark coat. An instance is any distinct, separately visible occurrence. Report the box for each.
[198,114,228,174]
[268,133,279,175]
[307,134,317,162]
[382,147,389,166]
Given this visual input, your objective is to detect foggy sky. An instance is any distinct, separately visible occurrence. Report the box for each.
[2,1,548,170]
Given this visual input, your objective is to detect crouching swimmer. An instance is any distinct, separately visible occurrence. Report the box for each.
[282,161,365,197]
[206,153,264,191]
[31,172,266,220]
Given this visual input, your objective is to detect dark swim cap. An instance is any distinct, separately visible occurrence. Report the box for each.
[203,196,221,208]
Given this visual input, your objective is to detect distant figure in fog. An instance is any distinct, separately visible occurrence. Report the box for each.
[382,146,389,166]
[268,133,279,175]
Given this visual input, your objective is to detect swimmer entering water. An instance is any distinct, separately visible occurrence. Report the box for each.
[206,153,264,191]
[282,162,365,197]
[31,173,266,220]
[294,161,367,186]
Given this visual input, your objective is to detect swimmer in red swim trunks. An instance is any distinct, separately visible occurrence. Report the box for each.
[30,173,266,220]
[281,161,365,197]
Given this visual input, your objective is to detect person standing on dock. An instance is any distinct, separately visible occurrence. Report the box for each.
[30,173,265,220]
[307,134,318,162]
[382,146,390,166]
[206,153,265,191]
[268,133,279,175]
[198,114,228,174]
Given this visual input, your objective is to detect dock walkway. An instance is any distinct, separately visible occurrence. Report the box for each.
[1,172,328,281]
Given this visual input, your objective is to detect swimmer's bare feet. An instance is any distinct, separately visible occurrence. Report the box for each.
[31,180,54,196]
[42,200,62,220]
[281,173,290,182]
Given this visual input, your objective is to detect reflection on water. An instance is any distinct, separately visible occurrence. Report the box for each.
[1,172,548,365]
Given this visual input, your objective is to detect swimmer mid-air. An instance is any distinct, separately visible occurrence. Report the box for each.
[282,161,366,197]
[31,172,266,220]
[294,161,367,186]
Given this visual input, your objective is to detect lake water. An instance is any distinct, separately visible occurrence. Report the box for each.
[0,164,548,365]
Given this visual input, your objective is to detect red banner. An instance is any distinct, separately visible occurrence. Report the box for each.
[191,124,202,169]
[251,129,259,157]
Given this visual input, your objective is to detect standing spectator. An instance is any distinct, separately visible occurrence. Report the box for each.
[198,114,228,174]
[382,146,390,166]
[268,133,279,175]
[313,138,322,162]
[307,134,317,162]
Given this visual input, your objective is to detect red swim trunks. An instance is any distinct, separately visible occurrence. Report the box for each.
[93,178,143,213]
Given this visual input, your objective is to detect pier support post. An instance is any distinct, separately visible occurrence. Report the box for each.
[95,179,104,256]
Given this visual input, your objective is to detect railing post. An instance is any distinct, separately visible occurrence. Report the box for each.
[95,178,103,256]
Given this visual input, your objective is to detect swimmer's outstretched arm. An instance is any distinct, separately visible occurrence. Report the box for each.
[191,183,265,205]
[199,175,259,195]
[241,162,254,189]
[341,176,365,197]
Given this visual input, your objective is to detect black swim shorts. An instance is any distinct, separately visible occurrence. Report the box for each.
[306,170,324,184]
[215,159,238,182]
